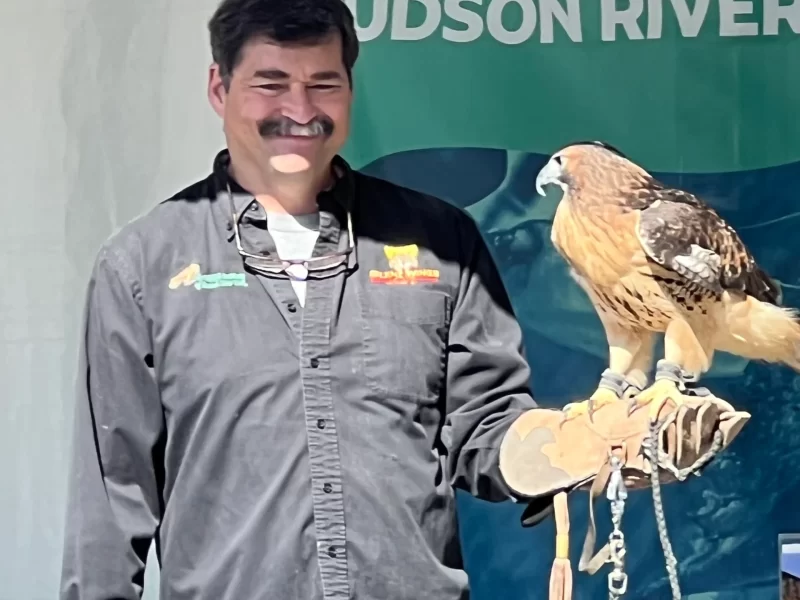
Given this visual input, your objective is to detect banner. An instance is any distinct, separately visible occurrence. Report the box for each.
[342,1,800,598]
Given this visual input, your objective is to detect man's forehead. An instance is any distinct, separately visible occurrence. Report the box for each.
[237,34,345,75]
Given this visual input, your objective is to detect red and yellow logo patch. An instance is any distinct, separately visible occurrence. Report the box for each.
[369,244,440,285]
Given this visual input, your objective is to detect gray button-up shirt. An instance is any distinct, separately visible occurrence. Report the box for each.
[60,150,539,600]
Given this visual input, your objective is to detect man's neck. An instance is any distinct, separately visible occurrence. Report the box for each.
[228,153,332,216]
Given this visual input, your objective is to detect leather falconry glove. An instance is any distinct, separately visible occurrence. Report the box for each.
[498,394,750,600]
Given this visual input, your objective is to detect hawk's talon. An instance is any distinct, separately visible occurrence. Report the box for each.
[628,378,685,420]
[561,386,621,424]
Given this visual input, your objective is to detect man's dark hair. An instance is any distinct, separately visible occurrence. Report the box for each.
[208,0,360,88]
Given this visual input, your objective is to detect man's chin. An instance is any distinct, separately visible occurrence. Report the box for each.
[269,153,312,174]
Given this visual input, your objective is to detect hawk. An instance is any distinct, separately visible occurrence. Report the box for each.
[535,141,800,420]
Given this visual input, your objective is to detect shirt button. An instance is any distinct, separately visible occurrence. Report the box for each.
[323,483,333,493]
[327,546,337,559]
[310,358,320,368]
[287,303,297,313]
[317,419,326,429]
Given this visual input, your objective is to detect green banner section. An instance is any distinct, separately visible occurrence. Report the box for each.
[342,0,800,172]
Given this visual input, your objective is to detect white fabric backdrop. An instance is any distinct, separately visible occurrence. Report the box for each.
[1,1,227,597]
[5,3,797,600]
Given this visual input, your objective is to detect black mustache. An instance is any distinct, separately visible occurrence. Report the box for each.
[258,117,334,138]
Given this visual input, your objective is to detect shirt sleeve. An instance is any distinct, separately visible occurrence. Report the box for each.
[60,245,164,600]
[443,213,539,503]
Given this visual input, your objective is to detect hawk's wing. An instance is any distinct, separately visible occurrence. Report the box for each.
[633,185,782,305]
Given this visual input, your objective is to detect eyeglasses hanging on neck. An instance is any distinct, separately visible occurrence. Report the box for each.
[227,183,355,282]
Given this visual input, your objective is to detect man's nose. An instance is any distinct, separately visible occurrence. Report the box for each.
[280,84,317,125]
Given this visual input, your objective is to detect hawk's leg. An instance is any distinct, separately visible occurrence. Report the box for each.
[619,331,656,398]
[630,318,715,419]
[562,326,654,422]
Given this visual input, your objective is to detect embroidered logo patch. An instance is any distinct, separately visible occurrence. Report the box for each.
[169,263,248,290]
[369,244,440,285]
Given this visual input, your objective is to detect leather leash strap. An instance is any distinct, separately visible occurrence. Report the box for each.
[578,460,615,575]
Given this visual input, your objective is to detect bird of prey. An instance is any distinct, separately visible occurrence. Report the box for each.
[534,141,800,420]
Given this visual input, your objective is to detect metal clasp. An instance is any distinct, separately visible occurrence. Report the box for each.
[606,453,629,598]
[609,570,629,596]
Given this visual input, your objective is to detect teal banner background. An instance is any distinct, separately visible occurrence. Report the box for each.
[342,1,800,598]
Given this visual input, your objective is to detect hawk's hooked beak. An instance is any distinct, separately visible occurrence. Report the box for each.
[535,157,563,197]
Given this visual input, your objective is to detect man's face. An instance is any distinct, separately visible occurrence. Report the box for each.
[208,33,352,176]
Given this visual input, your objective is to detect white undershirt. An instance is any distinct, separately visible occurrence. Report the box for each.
[266,211,321,307]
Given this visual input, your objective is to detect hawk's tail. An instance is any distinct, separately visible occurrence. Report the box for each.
[717,293,800,372]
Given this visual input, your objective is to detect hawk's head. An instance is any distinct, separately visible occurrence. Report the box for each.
[535,141,646,198]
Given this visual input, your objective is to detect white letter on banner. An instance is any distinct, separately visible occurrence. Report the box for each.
[646,0,663,38]
[601,0,644,41]
[343,0,389,41]
[486,0,537,44]
[764,0,800,35]
[443,0,485,42]
[719,0,759,36]
[391,0,442,41]
[670,0,710,37]
[539,0,582,42]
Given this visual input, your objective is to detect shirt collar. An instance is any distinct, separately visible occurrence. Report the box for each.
[212,148,354,241]
[211,149,358,274]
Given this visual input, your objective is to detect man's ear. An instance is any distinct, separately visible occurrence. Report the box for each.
[208,64,227,119]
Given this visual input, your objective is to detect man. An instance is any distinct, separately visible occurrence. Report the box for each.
[61,2,535,598]
[59,0,739,599]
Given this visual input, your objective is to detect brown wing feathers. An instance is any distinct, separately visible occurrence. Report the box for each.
[628,179,782,306]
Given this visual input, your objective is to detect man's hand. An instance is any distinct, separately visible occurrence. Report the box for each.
[498,393,750,512]
[645,394,748,478]
[497,393,750,600]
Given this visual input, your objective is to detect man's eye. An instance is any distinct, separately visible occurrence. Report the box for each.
[256,84,285,91]
[308,84,338,91]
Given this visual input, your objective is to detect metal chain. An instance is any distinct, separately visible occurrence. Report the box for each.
[606,455,629,600]
[641,419,725,600]
[645,429,681,599]
[601,417,724,599]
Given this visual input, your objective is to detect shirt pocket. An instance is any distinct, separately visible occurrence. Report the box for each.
[358,287,452,403]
